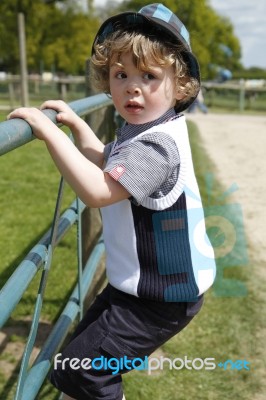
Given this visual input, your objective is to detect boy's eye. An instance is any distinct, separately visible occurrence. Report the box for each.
[116,71,127,79]
[143,72,156,80]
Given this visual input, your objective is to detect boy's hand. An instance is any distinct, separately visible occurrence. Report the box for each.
[40,100,81,131]
[7,107,58,140]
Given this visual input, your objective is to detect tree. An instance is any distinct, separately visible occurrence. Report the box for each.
[0,0,100,75]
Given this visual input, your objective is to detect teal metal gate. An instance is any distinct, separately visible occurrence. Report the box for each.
[0,93,113,399]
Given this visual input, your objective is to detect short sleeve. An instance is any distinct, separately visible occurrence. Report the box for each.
[103,142,114,162]
[104,132,179,204]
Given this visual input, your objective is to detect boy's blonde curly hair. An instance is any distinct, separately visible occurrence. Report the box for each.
[90,29,199,110]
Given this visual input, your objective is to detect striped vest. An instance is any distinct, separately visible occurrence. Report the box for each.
[101,116,216,302]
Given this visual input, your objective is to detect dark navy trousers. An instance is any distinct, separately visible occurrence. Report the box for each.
[50,284,203,399]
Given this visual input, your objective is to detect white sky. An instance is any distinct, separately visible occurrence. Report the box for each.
[209,0,266,69]
[92,0,266,69]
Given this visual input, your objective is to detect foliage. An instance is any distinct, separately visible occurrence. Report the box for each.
[0,0,100,75]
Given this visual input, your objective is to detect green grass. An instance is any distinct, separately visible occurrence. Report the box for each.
[0,115,264,399]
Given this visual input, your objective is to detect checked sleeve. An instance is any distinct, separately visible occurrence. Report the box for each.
[104,132,180,204]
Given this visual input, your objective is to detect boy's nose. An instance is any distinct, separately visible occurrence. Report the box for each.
[126,84,141,95]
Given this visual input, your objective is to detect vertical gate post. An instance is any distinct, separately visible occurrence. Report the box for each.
[18,12,29,107]
[82,60,116,306]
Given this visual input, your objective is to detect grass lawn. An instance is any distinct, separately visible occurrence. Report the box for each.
[0,113,264,399]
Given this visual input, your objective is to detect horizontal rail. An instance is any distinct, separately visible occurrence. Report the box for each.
[0,199,86,329]
[0,93,112,156]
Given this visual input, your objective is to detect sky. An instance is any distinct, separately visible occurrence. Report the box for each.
[209,0,266,69]
[92,0,266,69]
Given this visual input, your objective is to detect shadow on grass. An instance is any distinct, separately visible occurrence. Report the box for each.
[0,225,51,288]
[0,317,75,400]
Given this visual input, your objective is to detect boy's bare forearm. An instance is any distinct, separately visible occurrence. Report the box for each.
[46,134,129,207]
[69,117,105,168]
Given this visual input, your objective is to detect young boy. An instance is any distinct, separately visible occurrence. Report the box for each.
[8,4,216,399]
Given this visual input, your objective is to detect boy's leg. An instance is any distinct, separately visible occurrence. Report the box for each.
[50,284,124,400]
[51,285,203,400]
[67,284,111,341]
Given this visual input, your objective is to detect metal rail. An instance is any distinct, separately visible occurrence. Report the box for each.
[0,93,112,399]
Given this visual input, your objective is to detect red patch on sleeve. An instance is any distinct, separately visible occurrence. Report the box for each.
[109,165,126,181]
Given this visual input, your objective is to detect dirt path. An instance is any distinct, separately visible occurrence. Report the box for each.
[187,112,266,264]
[187,112,266,399]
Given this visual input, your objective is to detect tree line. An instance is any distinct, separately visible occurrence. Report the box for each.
[0,0,256,80]
[0,0,99,76]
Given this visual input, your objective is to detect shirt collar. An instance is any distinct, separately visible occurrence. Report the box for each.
[116,108,177,143]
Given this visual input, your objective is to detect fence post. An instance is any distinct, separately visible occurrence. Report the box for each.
[81,60,116,307]
[18,12,29,107]
[239,80,245,112]
[8,81,15,109]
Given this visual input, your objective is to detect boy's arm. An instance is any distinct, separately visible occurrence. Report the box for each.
[40,100,105,168]
[7,107,129,208]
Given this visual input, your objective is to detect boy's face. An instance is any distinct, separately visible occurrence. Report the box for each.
[109,52,183,124]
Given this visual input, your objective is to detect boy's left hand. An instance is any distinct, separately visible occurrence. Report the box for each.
[7,107,58,141]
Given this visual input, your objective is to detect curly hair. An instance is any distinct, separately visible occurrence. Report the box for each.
[89,29,199,107]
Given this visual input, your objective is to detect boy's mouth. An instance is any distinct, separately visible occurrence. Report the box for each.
[125,101,144,111]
